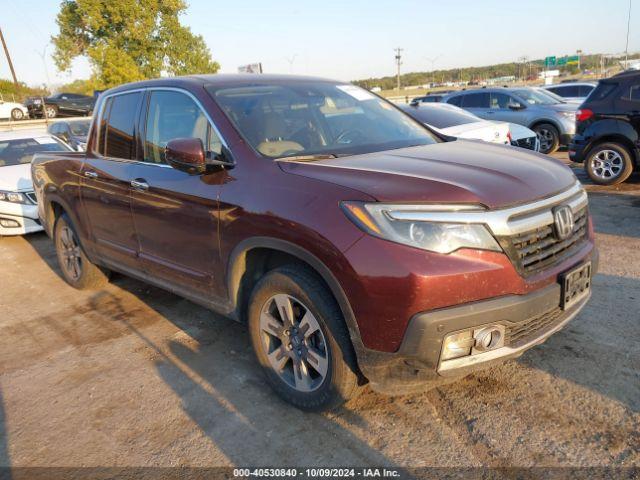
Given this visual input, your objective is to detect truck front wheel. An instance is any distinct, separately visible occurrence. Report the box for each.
[54,214,109,289]
[248,266,360,411]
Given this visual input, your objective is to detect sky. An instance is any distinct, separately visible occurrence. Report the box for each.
[0,0,638,88]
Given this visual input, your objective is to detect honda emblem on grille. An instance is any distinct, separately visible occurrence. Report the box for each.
[553,205,575,240]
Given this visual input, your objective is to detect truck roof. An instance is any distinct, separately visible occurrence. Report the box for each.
[103,74,345,96]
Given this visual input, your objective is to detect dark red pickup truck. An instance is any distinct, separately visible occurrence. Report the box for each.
[32,75,597,411]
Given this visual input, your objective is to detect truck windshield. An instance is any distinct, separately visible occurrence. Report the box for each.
[207,81,438,158]
[0,137,68,167]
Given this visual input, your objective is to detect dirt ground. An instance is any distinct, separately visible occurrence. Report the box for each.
[0,156,639,474]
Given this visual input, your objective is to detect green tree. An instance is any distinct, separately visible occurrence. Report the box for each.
[52,0,220,89]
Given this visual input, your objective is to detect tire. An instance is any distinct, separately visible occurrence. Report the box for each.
[584,142,634,185]
[248,266,359,411]
[44,104,58,119]
[54,213,109,289]
[10,108,24,121]
[533,123,560,154]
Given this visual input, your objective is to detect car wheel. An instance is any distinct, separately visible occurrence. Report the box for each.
[584,142,634,185]
[533,123,560,154]
[44,104,58,118]
[248,266,360,411]
[10,108,24,120]
[54,213,109,289]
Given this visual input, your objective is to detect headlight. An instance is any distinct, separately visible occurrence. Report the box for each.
[341,202,502,254]
[0,191,29,204]
[559,111,575,119]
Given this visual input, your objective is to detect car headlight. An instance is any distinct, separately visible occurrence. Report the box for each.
[341,202,501,254]
[0,191,29,204]
[559,111,575,119]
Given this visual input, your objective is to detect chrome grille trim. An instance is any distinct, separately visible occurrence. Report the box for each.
[387,182,587,237]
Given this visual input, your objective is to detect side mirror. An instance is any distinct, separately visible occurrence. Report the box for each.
[165,138,234,175]
[165,138,207,175]
[508,102,524,110]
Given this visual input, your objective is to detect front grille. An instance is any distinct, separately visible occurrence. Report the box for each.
[499,207,588,276]
[505,307,564,347]
[25,192,38,204]
[512,136,537,150]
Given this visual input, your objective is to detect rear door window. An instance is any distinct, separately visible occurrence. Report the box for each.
[102,92,142,160]
[461,92,489,108]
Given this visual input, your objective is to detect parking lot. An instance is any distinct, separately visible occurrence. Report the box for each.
[0,155,638,472]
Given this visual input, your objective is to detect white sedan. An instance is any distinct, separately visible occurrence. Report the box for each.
[0,129,72,236]
[399,102,539,152]
[0,98,29,121]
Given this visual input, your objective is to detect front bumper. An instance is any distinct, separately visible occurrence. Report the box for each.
[359,248,598,394]
[0,201,43,236]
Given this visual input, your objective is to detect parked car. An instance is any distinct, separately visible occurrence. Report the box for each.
[443,87,577,154]
[399,103,509,145]
[48,119,91,151]
[0,96,29,121]
[569,70,640,185]
[400,102,539,151]
[542,82,596,103]
[0,129,72,236]
[25,93,95,119]
[410,92,450,104]
[32,75,596,411]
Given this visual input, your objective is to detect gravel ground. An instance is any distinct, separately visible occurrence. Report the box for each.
[0,156,638,476]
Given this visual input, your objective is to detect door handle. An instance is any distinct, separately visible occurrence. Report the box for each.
[130,179,149,191]
[84,171,98,179]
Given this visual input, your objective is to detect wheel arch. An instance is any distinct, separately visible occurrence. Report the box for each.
[528,118,562,133]
[584,135,639,167]
[226,237,365,355]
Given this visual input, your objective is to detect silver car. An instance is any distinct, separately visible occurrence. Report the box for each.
[542,82,596,104]
[443,87,577,154]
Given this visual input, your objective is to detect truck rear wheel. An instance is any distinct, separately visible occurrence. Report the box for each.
[248,266,359,411]
[54,214,109,289]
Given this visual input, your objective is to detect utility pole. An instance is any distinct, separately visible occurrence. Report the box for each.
[577,49,583,71]
[0,26,18,87]
[394,47,403,91]
[625,0,632,67]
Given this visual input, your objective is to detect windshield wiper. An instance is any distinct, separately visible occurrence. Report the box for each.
[275,153,338,162]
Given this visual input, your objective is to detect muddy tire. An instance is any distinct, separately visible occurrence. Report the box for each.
[248,266,359,411]
[54,213,109,289]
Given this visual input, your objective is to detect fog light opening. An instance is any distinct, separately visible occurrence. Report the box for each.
[0,218,20,228]
[473,326,505,352]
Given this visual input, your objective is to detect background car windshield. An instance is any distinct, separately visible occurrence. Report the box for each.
[514,89,558,105]
[399,105,481,129]
[535,89,566,103]
[69,122,90,136]
[207,82,438,158]
[0,137,68,166]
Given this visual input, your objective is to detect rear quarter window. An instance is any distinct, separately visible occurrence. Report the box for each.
[588,82,617,102]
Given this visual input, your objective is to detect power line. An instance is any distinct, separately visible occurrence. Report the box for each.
[0,26,18,86]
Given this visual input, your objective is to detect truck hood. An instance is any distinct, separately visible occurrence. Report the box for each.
[278,140,577,209]
[0,163,33,192]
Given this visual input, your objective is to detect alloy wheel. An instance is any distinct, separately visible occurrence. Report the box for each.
[536,128,554,152]
[11,109,23,120]
[591,149,623,180]
[59,226,82,281]
[259,294,329,392]
[45,106,56,118]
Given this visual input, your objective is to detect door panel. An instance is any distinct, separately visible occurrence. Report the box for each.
[80,158,138,268]
[130,164,223,297]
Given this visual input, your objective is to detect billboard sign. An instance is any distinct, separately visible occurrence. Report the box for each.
[238,63,263,74]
